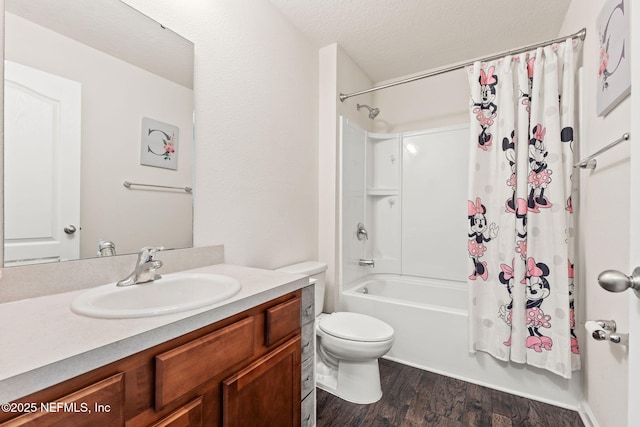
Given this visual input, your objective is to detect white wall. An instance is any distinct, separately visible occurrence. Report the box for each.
[318,44,339,312]
[5,12,194,258]
[372,69,469,133]
[121,0,319,270]
[559,2,631,427]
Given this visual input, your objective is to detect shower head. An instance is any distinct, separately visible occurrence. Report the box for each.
[357,104,380,120]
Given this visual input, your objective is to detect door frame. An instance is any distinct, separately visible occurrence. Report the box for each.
[627,3,639,424]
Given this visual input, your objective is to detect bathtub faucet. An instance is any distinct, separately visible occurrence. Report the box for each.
[359,258,375,268]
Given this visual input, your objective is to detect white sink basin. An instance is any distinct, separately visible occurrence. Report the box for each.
[70,273,241,319]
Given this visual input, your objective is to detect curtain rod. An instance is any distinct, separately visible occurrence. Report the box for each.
[339,27,586,102]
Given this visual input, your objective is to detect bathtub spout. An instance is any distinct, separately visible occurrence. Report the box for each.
[359,259,375,268]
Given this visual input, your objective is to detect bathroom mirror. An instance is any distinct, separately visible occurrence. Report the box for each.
[3,0,194,266]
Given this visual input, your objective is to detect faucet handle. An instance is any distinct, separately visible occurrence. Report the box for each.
[138,246,164,261]
[357,223,369,240]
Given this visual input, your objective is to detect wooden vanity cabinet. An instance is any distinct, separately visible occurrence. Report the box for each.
[0,290,302,427]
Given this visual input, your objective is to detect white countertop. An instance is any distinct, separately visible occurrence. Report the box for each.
[0,264,307,403]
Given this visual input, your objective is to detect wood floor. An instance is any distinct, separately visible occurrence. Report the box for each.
[316,359,584,427]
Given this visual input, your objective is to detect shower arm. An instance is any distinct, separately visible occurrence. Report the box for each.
[356,104,380,119]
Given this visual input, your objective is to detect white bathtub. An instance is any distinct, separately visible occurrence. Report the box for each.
[341,274,581,409]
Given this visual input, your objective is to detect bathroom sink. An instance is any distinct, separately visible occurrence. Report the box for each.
[70,273,242,319]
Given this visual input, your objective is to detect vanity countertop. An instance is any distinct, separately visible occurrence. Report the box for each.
[0,263,307,403]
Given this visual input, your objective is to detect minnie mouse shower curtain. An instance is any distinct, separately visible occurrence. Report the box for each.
[467,39,582,378]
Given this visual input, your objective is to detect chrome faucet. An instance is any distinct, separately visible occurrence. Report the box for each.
[117,246,164,286]
[97,239,116,257]
[359,258,375,268]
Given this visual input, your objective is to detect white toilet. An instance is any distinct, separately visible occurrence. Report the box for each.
[276,261,394,404]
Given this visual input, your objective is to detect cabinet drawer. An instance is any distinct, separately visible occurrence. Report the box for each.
[301,321,314,362]
[301,356,314,399]
[150,397,203,427]
[1,373,124,427]
[155,317,255,409]
[301,389,315,427]
[301,284,315,325]
[265,296,301,346]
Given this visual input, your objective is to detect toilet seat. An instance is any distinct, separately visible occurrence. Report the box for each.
[318,312,394,342]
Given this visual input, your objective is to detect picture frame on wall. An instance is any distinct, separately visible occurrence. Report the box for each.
[140,117,179,170]
[596,0,630,116]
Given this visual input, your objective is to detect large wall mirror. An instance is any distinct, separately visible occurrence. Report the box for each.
[3,0,194,266]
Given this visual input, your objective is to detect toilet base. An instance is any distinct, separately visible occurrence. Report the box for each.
[316,357,382,404]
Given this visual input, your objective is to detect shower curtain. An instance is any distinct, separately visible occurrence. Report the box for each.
[466,38,582,378]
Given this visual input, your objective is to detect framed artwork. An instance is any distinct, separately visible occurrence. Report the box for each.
[140,117,179,170]
[596,0,630,116]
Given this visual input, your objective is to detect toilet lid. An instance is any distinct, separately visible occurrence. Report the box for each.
[318,312,394,342]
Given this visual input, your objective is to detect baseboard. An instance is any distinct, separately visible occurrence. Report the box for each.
[578,398,600,427]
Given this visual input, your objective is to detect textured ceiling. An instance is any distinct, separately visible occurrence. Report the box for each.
[269,0,573,83]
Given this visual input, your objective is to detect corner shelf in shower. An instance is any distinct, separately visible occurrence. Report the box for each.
[367,188,400,196]
[367,132,401,141]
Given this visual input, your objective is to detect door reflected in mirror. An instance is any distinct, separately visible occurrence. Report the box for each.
[3,0,195,266]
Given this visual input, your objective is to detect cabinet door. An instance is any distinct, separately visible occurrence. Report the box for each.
[222,336,301,427]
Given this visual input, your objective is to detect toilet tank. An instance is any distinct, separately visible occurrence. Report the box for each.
[276,261,327,315]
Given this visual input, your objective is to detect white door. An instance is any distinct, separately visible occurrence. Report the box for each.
[4,61,81,266]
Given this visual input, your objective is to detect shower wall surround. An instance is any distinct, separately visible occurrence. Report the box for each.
[340,119,367,287]
[401,126,468,280]
[366,132,401,273]
[340,117,469,284]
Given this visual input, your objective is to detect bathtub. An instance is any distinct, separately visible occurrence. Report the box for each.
[341,274,581,409]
